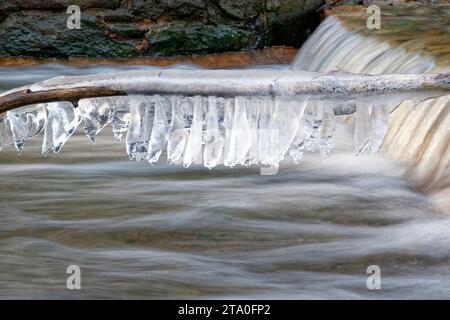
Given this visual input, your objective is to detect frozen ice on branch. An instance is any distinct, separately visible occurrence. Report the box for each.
[0,70,449,168]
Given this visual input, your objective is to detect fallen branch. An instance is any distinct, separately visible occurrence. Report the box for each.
[0,87,126,114]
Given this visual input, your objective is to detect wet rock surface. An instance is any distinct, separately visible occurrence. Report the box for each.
[0,0,324,58]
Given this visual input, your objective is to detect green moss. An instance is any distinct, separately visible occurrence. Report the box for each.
[147,24,250,55]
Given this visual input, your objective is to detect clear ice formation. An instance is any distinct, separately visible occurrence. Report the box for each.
[41,102,81,155]
[5,104,47,153]
[0,94,400,168]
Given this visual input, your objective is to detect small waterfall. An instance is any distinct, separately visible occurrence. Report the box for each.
[292,16,449,194]
[291,16,440,74]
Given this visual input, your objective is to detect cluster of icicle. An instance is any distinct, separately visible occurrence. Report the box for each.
[0,95,388,168]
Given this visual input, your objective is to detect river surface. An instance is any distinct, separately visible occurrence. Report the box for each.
[0,64,449,299]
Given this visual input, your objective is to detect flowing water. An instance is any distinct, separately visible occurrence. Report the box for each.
[0,64,449,299]
[292,15,450,194]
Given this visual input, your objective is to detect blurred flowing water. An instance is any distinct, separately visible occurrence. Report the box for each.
[0,64,449,299]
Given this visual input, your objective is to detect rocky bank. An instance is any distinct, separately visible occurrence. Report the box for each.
[0,0,325,58]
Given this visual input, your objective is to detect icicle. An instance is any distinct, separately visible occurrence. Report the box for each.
[182,96,194,130]
[246,98,260,166]
[148,95,171,164]
[42,102,81,155]
[110,97,130,142]
[257,98,273,165]
[183,96,203,168]
[318,103,336,158]
[0,116,14,150]
[8,108,29,153]
[269,97,303,165]
[288,99,309,163]
[303,102,323,152]
[78,97,112,143]
[354,102,372,155]
[215,97,226,165]
[222,98,234,167]
[126,96,154,161]
[369,102,389,153]
[203,96,222,169]
[167,96,188,164]
[228,97,251,167]
[7,104,47,154]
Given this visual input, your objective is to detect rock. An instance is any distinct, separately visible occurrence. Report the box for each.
[0,0,327,58]
[88,8,135,23]
[130,0,208,21]
[0,0,121,12]
[0,12,136,58]
[146,23,250,55]
[216,0,265,20]
[107,23,147,38]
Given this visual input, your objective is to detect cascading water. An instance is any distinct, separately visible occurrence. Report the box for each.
[292,15,449,193]
[291,16,443,74]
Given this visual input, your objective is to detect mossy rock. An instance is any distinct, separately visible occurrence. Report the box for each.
[0,0,328,58]
[0,0,121,11]
[147,23,251,55]
[130,0,208,21]
[107,23,147,38]
[0,12,137,58]
[216,0,265,20]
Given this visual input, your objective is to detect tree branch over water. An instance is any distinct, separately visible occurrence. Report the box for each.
[0,70,449,114]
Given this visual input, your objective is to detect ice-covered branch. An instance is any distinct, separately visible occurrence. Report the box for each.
[0,70,449,114]
[0,69,449,168]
